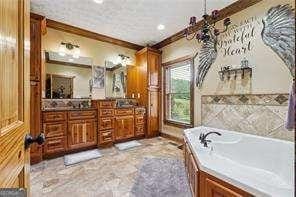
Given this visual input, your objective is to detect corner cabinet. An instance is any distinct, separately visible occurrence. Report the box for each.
[127,47,161,138]
[184,142,253,197]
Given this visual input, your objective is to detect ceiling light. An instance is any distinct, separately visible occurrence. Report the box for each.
[93,0,103,4]
[157,24,165,30]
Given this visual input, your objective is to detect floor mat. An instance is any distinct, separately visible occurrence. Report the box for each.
[115,140,142,151]
[64,149,102,166]
[131,157,191,197]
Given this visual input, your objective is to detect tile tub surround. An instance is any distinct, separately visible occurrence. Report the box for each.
[30,137,183,197]
[184,126,294,197]
[42,98,91,110]
[201,94,294,141]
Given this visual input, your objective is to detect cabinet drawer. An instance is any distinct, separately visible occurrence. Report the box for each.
[99,109,114,117]
[115,108,134,116]
[43,122,66,138]
[99,101,115,109]
[99,117,114,130]
[135,125,145,136]
[68,110,97,120]
[99,130,114,144]
[43,111,66,122]
[135,107,146,115]
[43,136,67,155]
[135,116,145,125]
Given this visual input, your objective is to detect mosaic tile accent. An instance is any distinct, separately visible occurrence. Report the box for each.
[201,94,294,142]
[42,99,91,110]
[201,94,289,106]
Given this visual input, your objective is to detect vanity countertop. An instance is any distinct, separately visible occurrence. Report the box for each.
[42,107,97,112]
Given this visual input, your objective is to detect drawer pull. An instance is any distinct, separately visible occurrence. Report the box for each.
[102,132,110,137]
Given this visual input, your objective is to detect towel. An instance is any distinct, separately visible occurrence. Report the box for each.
[285,81,295,131]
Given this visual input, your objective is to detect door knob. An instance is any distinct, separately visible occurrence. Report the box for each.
[25,133,45,149]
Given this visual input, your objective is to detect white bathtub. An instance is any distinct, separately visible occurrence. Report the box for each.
[184,126,294,197]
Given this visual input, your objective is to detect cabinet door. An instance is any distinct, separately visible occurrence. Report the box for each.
[30,81,42,164]
[147,51,160,87]
[68,120,97,150]
[205,178,243,197]
[30,18,41,81]
[115,116,134,140]
[126,65,138,98]
[147,89,159,137]
[189,154,199,197]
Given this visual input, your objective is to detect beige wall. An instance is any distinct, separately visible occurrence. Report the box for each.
[160,0,295,138]
[42,28,136,99]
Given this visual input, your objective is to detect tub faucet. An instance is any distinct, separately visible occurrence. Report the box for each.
[199,131,222,147]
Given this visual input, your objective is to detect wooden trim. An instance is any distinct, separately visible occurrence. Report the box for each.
[45,18,144,50]
[160,132,184,144]
[163,57,194,128]
[30,12,45,20]
[153,0,263,49]
[162,55,193,67]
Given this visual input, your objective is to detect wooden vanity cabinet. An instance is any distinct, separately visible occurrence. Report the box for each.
[94,100,116,146]
[184,141,252,197]
[42,109,97,157]
[43,111,68,156]
[68,119,97,150]
[115,115,134,141]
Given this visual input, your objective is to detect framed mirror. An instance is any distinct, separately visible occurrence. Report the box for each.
[44,51,93,99]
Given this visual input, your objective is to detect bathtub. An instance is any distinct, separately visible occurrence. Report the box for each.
[184,126,294,197]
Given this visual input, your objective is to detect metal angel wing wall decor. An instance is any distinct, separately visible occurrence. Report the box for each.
[261,4,295,77]
[195,38,218,87]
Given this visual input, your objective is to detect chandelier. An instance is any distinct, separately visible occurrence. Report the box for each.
[185,0,231,43]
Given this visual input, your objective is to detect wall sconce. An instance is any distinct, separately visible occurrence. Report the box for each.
[117,54,130,67]
[58,42,80,59]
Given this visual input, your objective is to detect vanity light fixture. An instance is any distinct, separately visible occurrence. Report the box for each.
[58,42,80,59]
[117,54,130,67]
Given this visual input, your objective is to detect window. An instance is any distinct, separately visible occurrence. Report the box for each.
[164,58,193,127]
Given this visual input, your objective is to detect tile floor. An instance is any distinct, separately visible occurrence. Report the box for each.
[30,137,183,197]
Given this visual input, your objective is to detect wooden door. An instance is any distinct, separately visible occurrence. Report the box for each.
[147,89,159,137]
[0,0,30,192]
[115,116,134,140]
[30,81,42,164]
[68,120,97,150]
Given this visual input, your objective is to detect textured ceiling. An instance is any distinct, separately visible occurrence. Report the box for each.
[31,0,237,46]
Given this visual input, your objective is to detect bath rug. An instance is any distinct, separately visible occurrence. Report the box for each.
[131,157,191,197]
[115,140,142,151]
[64,149,102,166]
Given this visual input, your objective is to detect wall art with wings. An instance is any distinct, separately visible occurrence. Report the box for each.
[261,4,295,77]
[195,38,217,88]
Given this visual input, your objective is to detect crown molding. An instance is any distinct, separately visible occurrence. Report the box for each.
[152,0,263,49]
[30,13,144,51]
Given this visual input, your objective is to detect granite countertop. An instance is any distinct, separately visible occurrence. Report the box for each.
[42,107,97,112]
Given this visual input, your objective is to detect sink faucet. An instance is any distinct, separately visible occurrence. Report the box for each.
[199,131,221,147]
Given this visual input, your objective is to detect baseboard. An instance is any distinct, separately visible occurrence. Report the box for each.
[160,132,184,144]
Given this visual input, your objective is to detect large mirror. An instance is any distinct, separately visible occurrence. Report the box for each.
[45,51,92,99]
[105,60,127,98]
